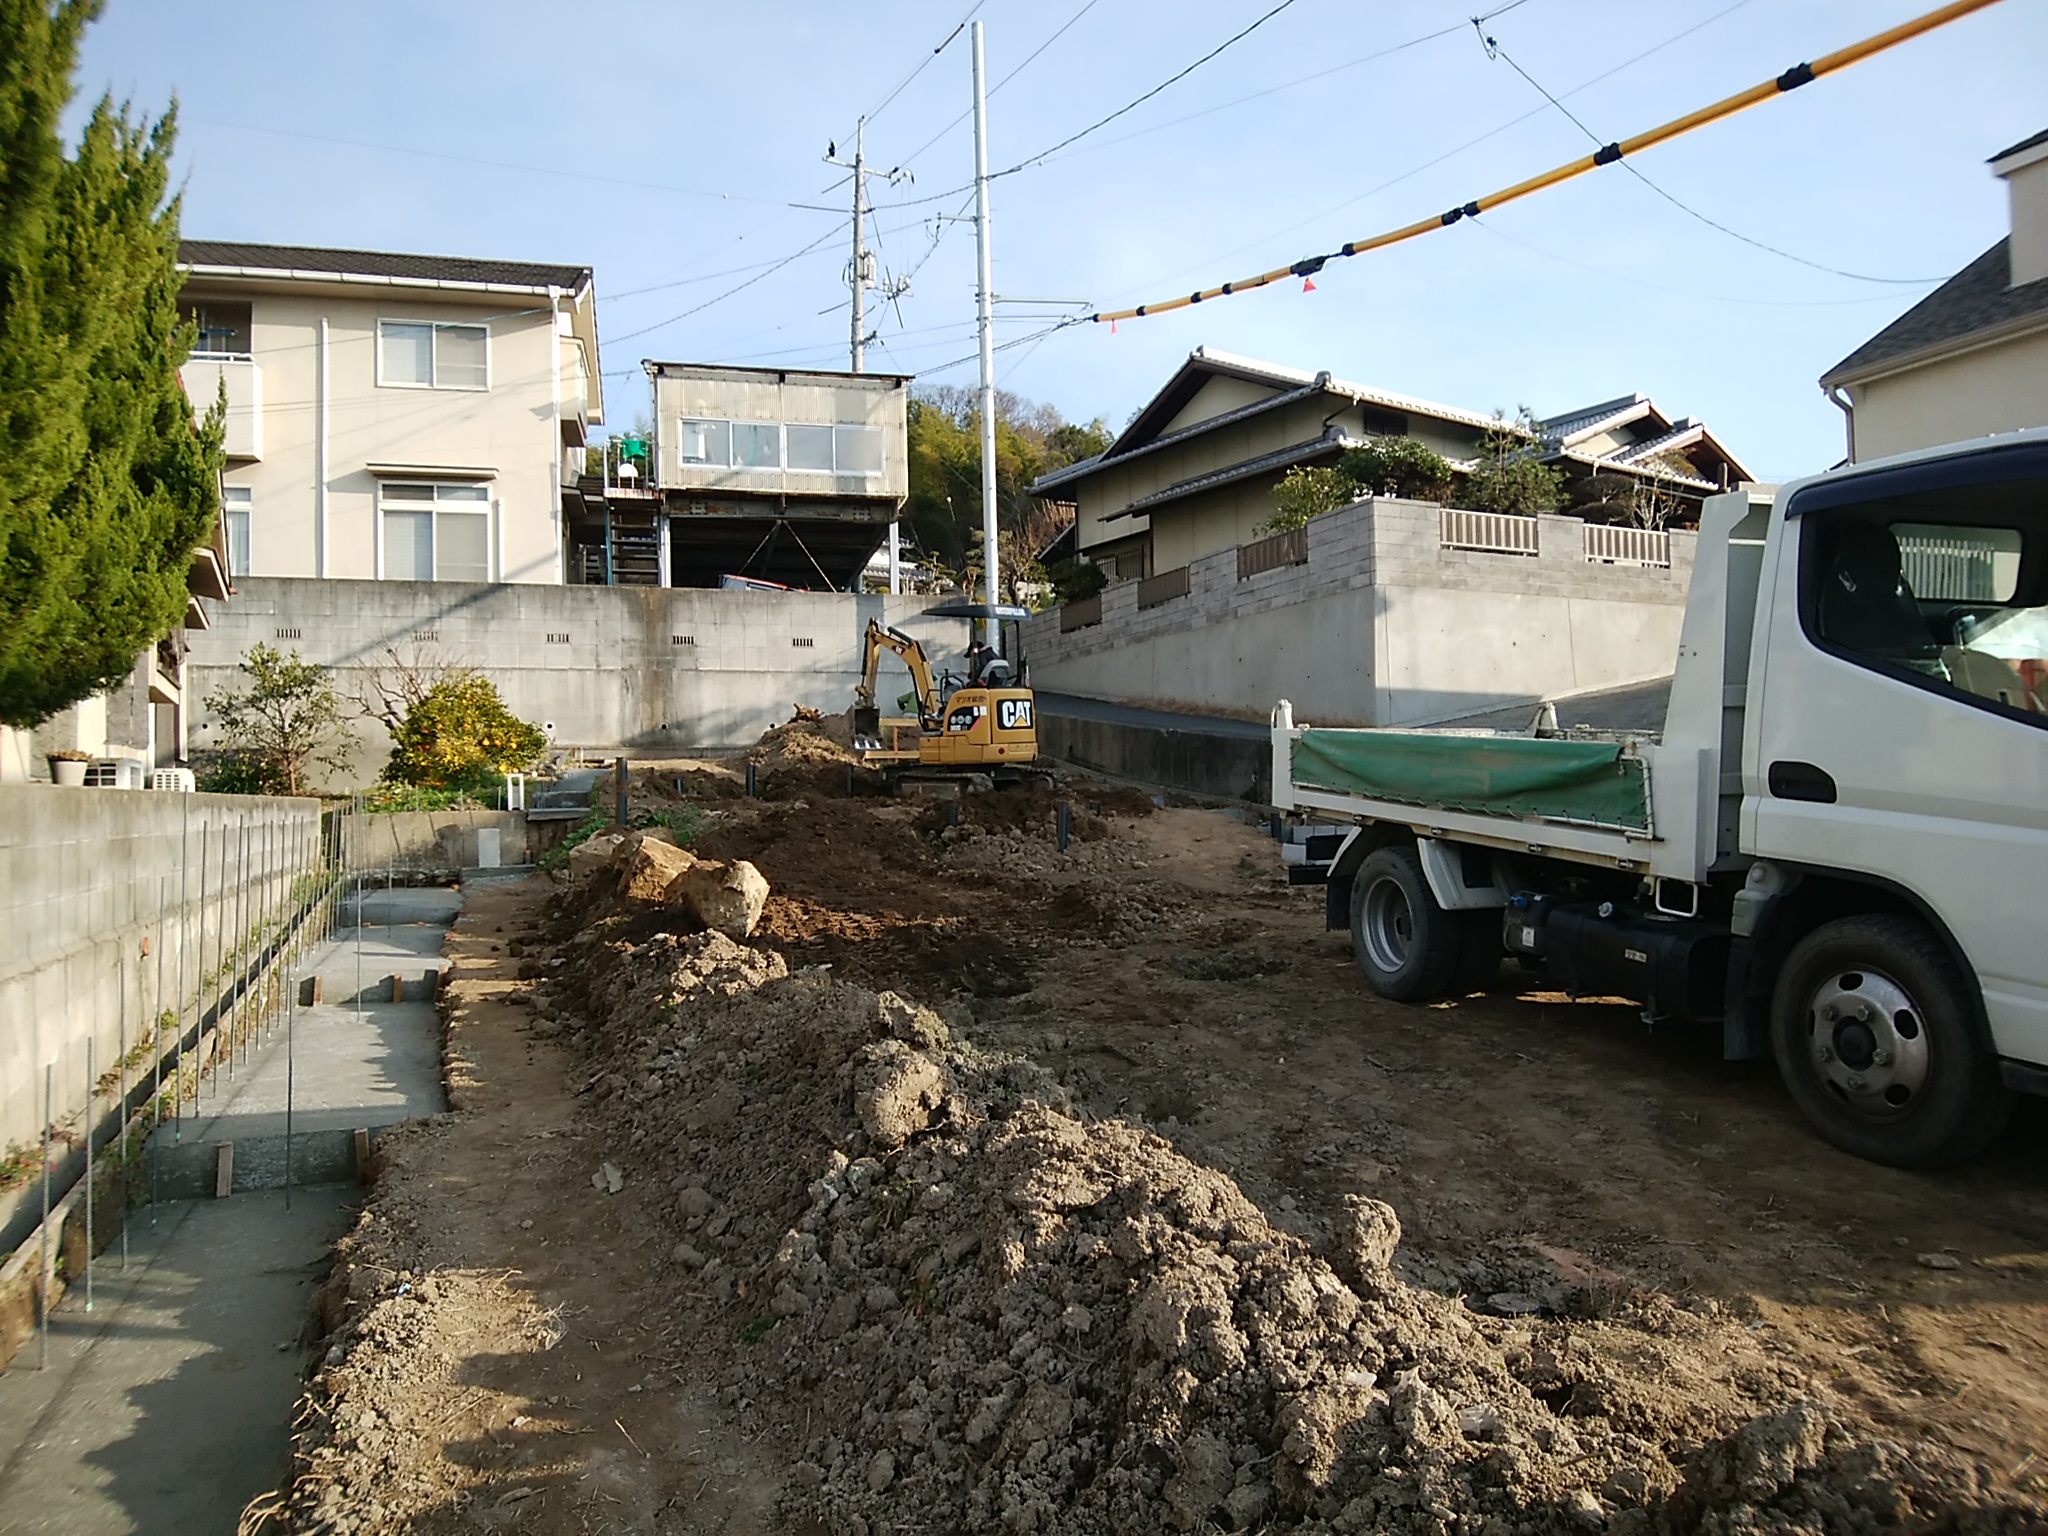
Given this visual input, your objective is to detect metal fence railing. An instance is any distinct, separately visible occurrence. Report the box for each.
[1582,522,1672,568]
[1237,526,1308,580]
[1137,565,1192,610]
[1441,507,1539,556]
[1059,594,1103,632]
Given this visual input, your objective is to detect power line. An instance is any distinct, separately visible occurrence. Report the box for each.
[845,2,985,139]
[606,226,846,345]
[896,0,1109,171]
[995,0,1306,180]
[1092,0,2002,324]
[1088,0,1765,305]
[1472,23,1941,284]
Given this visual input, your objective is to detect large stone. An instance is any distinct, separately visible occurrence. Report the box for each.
[622,838,697,903]
[853,1040,945,1150]
[566,832,628,884]
[671,856,770,939]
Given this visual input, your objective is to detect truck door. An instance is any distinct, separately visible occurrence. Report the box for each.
[1746,440,2048,1065]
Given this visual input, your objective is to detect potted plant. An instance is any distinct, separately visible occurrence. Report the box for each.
[47,748,91,787]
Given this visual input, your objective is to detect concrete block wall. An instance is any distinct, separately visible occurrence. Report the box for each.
[343,809,530,873]
[185,578,973,785]
[1022,497,1696,728]
[0,787,321,1242]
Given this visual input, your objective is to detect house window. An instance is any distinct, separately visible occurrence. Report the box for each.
[380,482,492,582]
[680,418,730,467]
[378,321,490,390]
[786,423,835,473]
[732,422,782,469]
[835,424,883,475]
[223,485,252,577]
[182,301,252,357]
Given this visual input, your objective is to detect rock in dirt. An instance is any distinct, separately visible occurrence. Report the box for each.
[622,837,696,902]
[853,1039,945,1150]
[670,855,770,939]
[567,831,629,883]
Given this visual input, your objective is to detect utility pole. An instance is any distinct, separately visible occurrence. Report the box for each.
[970,19,1000,638]
[827,120,908,593]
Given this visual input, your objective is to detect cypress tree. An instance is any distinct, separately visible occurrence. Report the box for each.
[0,0,223,728]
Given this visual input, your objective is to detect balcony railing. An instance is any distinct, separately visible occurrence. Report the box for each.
[1137,565,1192,610]
[1441,507,1538,555]
[1582,522,1672,568]
[1060,594,1103,632]
[1238,525,1307,579]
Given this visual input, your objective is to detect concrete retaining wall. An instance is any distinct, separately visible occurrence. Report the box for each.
[1020,498,1694,729]
[0,787,321,1213]
[1040,713,1272,805]
[344,809,530,873]
[185,578,971,785]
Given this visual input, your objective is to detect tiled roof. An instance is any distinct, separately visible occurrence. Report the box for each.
[1822,239,2048,384]
[1538,394,1649,443]
[1102,431,1359,523]
[179,240,590,292]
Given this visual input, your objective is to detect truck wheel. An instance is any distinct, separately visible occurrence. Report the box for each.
[1770,914,2010,1168]
[1350,847,1460,1002]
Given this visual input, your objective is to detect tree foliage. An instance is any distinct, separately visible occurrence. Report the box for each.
[1338,437,1455,503]
[1257,467,1357,535]
[384,674,547,792]
[1461,408,1564,518]
[203,644,349,796]
[0,0,223,727]
[904,386,1110,603]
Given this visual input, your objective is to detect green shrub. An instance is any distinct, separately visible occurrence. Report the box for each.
[196,753,280,795]
[1047,556,1109,606]
[383,674,546,791]
[1337,437,1454,503]
[1256,465,1356,535]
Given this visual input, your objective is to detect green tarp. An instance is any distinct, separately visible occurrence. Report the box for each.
[1292,729,1650,832]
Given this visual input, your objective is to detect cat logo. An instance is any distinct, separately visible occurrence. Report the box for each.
[997,698,1034,731]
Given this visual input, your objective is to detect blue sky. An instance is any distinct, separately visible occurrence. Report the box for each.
[73,0,2047,480]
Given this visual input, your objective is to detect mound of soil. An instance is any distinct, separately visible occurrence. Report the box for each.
[547,927,2023,1536]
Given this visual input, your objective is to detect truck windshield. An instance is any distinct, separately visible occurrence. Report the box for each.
[1807,493,2047,723]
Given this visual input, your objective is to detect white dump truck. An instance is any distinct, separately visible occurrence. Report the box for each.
[1273,429,2048,1166]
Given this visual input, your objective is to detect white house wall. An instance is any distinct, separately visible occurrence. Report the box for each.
[193,289,566,585]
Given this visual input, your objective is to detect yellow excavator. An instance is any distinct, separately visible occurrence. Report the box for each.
[852,606,1045,784]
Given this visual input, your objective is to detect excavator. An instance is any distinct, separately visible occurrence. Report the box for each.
[851,605,1045,785]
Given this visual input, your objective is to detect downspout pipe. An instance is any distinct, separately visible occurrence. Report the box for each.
[1823,382,1855,464]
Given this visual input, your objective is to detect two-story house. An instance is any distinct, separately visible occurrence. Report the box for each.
[1821,128,2048,460]
[176,241,602,587]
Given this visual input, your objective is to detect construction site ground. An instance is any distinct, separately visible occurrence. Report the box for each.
[262,745,2048,1534]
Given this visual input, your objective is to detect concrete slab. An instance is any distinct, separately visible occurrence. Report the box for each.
[161,922,448,1148]
[0,1186,354,1535]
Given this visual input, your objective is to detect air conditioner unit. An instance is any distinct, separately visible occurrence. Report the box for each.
[149,767,197,793]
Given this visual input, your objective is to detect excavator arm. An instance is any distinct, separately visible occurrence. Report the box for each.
[856,619,941,729]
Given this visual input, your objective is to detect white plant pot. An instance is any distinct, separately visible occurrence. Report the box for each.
[49,758,88,787]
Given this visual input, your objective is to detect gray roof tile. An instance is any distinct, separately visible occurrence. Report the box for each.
[179,240,589,292]
[1823,239,2048,383]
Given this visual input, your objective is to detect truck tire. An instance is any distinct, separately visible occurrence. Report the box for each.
[1350,847,1461,1002]
[1769,913,2010,1168]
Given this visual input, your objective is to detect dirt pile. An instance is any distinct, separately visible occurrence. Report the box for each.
[553,924,2019,1536]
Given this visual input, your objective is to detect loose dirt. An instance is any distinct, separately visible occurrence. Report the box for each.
[262,757,2048,1534]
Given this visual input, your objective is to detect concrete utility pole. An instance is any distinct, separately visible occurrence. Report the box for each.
[971,19,1000,635]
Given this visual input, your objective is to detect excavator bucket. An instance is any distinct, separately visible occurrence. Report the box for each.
[852,704,882,744]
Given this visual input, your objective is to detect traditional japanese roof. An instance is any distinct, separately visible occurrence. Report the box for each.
[179,241,592,295]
